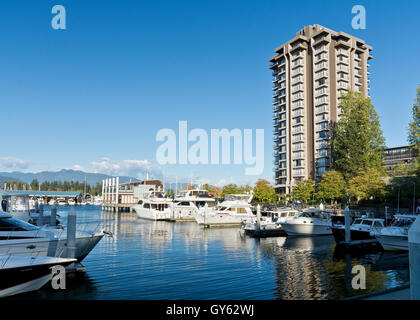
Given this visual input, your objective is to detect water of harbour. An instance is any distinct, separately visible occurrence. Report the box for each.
[14,206,410,300]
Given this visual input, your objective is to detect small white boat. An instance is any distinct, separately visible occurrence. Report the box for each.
[0,255,76,298]
[171,189,216,221]
[281,208,332,236]
[93,196,102,206]
[133,191,172,221]
[194,194,254,227]
[56,198,67,206]
[373,214,418,251]
[48,199,56,206]
[68,199,76,206]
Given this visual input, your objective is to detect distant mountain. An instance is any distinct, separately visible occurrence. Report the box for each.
[0,176,19,185]
[0,169,136,185]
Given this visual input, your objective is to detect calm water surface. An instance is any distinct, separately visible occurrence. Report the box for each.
[16,206,409,300]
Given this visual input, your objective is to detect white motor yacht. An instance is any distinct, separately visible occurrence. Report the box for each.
[0,254,76,298]
[281,208,332,236]
[194,194,254,227]
[171,189,216,221]
[0,211,105,262]
[133,191,172,221]
[373,214,418,251]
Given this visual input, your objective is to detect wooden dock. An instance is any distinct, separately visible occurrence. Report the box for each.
[102,202,135,213]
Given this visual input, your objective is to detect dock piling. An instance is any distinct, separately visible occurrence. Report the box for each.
[256,204,261,231]
[38,203,44,226]
[344,205,351,242]
[50,205,57,226]
[408,215,420,300]
[66,208,77,259]
[204,203,208,227]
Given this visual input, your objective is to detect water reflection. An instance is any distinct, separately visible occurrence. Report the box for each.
[12,207,410,300]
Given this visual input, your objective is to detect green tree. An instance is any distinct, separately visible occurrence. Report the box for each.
[239,184,252,194]
[332,91,386,180]
[316,170,346,204]
[30,179,39,191]
[202,184,222,198]
[253,179,276,204]
[292,179,315,204]
[347,168,387,202]
[221,184,240,197]
[408,85,420,173]
[166,188,175,198]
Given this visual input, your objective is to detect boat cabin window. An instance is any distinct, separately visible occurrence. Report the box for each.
[237,208,247,214]
[144,203,150,209]
[288,212,296,217]
[281,212,288,217]
[362,220,373,226]
[195,201,206,208]
[150,204,168,211]
[300,212,328,219]
[353,219,362,225]
[179,202,190,206]
[0,217,39,231]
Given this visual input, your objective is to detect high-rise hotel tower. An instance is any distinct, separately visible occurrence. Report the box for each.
[270,25,373,194]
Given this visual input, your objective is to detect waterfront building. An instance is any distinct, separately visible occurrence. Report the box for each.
[270,24,373,194]
[101,178,163,212]
[383,145,416,174]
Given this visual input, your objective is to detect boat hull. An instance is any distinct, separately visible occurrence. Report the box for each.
[0,274,52,298]
[282,223,332,236]
[133,205,171,221]
[0,256,75,298]
[376,234,408,251]
[194,213,250,227]
[170,207,197,222]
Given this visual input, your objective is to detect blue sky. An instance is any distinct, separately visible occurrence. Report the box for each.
[0,0,419,186]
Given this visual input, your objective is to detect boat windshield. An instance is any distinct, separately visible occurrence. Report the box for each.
[193,191,210,198]
[390,217,416,228]
[353,219,362,225]
[300,211,328,219]
[0,217,39,232]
